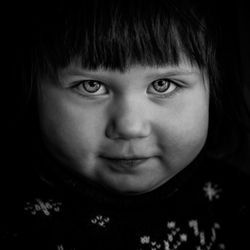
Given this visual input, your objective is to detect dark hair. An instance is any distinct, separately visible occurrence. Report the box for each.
[30,0,218,91]
[14,0,250,164]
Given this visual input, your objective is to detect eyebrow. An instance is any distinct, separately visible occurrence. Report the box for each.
[59,64,202,81]
[63,67,199,75]
[145,69,200,79]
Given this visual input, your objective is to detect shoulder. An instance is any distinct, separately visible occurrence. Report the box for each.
[200,157,250,247]
[200,157,250,204]
[0,176,67,249]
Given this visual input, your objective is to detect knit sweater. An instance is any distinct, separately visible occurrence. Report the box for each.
[1,154,249,250]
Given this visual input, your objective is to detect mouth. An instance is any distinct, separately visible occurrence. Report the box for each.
[100,156,154,171]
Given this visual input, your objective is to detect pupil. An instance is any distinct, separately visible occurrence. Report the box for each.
[84,81,100,93]
[89,82,97,88]
[158,80,165,87]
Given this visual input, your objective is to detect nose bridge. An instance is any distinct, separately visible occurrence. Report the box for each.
[106,94,151,139]
[118,94,142,121]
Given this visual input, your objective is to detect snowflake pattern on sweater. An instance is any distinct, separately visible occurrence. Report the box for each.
[1,159,249,250]
[13,181,227,250]
[138,220,225,250]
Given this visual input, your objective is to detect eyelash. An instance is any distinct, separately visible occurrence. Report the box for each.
[72,79,182,98]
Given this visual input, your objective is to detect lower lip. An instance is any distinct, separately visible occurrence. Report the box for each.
[102,157,152,171]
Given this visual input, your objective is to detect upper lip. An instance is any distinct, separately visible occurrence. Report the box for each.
[101,156,153,160]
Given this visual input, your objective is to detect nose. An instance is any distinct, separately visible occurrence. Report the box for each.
[105,96,151,140]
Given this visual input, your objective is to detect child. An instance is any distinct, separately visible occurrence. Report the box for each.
[2,0,249,249]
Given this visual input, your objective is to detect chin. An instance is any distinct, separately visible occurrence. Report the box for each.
[102,179,166,196]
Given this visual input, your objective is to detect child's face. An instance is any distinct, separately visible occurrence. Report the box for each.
[38,60,209,195]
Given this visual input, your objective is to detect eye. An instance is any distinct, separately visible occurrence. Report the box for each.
[73,80,108,96]
[148,79,178,97]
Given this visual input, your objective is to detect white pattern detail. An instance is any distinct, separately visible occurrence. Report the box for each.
[141,236,150,244]
[57,245,64,250]
[57,245,75,250]
[151,241,161,250]
[203,182,222,201]
[211,228,216,242]
[180,234,187,242]
[164,240,170,250]
[189,220,199,236]
[91,215,110,228]
[167,221,176,229]
[156,244,161,249]
[199,231,205,245]
[138,220,224,250]
[167,234,173,242]
[214,223,220,229]
[219,243,226,249]
[24,198,62,216]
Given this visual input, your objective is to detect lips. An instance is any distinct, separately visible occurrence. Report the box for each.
[101,156,152,170]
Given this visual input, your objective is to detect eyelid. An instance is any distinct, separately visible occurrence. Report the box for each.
[153,77,183,85]
[148,78,179,89]
[72,79,109,96]
[72,79,104,86]
[147,78,182,98]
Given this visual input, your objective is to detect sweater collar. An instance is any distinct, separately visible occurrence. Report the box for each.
[33,144,206,210]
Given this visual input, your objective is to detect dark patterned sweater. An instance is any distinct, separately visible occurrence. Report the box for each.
[1,156,249,250]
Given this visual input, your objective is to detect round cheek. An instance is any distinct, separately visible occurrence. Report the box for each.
[155,90,209,172]
[38,89,106,177]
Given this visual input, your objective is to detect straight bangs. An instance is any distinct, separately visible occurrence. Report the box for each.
[32,0,216,79]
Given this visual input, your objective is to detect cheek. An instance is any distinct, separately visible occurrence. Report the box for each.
[38,91,106,166]
[155,91,209,166]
